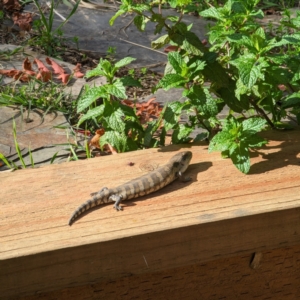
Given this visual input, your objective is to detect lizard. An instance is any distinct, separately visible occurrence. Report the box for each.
[68,151,192,225]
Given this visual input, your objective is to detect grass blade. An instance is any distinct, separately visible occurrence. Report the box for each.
[13,119,26,168]
[28,144,35,168]
[50,151,59,164]
[0,153,13,169]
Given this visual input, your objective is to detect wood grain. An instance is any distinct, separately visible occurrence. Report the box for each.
[1,130,300,298]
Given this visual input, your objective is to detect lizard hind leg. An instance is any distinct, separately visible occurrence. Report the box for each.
[90,187,109,197]
[109,194,123,211]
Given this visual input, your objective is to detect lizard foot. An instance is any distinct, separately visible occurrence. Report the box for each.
[110,194,123,211]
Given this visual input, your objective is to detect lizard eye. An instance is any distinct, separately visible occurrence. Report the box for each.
[173,162,180,168]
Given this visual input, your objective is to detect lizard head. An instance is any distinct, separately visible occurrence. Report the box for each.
[170,151,192,173]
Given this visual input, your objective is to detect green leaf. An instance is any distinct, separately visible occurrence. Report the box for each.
[133,15,146,31]
[109,9,126,26]
[103,102,125,131]
[120,76,142,87]
[199,7,222,20]
[77,105,104,126]
[172,124,193,143]
[151,34,170,49]
[244,135,267,148]
[100,130,127,152]
[193,132,208,142]
[187,86,221,119]
[227,33,254,49]
[229,55,268,88]
[208,116,267,174]
[114,57,136,69]
[157,74,187,90]
[242,117,267,133]
[163,101,184,131]
[202,52,229,87]
[86,59,112,78]
[282,92,300,108]
[143,120,160,147]
[106,79,127,99]
[230,143,251,174]
[77,86,107,113]
[168,52,184,74]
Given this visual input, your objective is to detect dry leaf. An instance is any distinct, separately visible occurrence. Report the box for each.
[73,63,84,78]
[34,58,52,82]
[46,57,70,84]
[12,12,32,31]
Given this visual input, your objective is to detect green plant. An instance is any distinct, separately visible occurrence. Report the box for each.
[140,67,148,75]
[0,78,76,115]
[76,57,166,152]
[0,119,35,170]
[108,0,300,173]
[128,68,135,76]
[29,0,80,56]
[0,47,23,60]
[106,46,117,62]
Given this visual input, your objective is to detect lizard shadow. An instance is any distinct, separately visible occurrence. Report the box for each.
[69,161,211,225]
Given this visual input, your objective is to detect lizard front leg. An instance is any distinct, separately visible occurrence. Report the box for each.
[177,171,192,182]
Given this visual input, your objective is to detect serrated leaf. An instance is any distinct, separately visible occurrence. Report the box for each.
[230,55,268,88]
[106,80,127,99]
[235,78,248,99]
[157,74,187,90]
[208,130,234,153]
[244,134,267,148]
[230,143,251,174]
[227,33,254,49]
[163,101,184,131]
[85,61,108,78]
[177,124,193,140]
[103,103,125,131]
[168,52,184,74]
[100,131,127,152]
[77,105,104,126]
[152,34,170,49]
[114,57,136,68]
[242,117,266,133]
[199,7,222,20]
[132,3,150,13]
[77,86,107,113]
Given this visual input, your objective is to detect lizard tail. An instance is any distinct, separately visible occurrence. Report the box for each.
[68,199,95,226]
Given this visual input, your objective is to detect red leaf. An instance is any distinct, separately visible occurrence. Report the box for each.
[73,63,84,78]
[45,57,66,74]
[34,58,52,82]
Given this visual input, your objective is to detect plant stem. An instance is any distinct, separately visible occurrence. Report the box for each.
[194,107,211,132]
[249,98,275,129]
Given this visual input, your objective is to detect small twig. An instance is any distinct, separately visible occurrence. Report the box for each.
[139,62,166,69]
[119,38,168,56]
[119,17,134,38]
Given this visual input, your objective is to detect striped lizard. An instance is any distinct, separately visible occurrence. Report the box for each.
[68,151,192,225]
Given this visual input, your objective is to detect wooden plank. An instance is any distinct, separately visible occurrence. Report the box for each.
[1,130,300,298]
[16,244,300,300]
